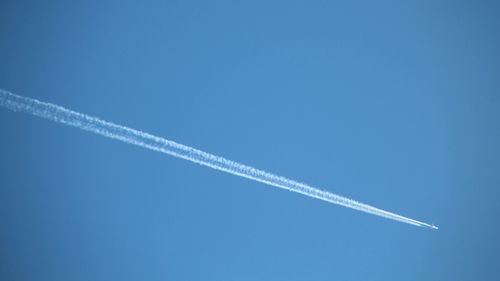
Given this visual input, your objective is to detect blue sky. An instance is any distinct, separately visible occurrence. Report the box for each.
[1,1,499,280]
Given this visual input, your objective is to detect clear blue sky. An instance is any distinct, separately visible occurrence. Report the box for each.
[0,1,499,280]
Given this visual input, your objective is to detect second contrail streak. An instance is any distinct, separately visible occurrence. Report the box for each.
[0,89,437,229]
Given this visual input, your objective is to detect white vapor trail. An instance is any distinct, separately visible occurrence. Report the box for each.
[0,89,437,229]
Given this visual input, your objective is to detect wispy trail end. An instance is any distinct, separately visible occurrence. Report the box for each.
[0,89,438,229]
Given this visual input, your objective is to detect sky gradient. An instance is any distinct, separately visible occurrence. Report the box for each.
[1,1,499,280]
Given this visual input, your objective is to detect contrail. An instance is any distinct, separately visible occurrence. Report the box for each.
[0,89,437,229]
